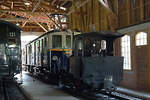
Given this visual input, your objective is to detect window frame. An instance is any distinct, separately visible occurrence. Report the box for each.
[52,35,62,48]
[121,34,132,70]
[135,32,147,46]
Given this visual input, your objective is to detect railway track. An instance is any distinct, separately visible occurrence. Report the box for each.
[62,87,143,100]
[77,91,143,100]
[0,78,27,100]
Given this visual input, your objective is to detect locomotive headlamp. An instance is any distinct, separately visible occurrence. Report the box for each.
[93,43,96,47]
[9,44,16,48]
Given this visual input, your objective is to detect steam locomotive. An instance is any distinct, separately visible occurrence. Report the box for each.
[25,30,124,91]
[0,20,22,79]
[67,31,124,91]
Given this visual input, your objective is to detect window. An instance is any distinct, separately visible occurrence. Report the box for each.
[52,35,62,48]
[136,32,147,46]
[66,35,71,48]
[41,39,44,48]
[0,44,6,64]
[121,35,131,70]
[44,38,47,47]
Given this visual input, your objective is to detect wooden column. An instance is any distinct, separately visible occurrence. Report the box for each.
[126,0,130,25]
[139,0,144,21]
[147,30,150,91]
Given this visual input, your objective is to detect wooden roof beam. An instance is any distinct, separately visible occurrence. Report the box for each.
[51,0,57,5]
[41,2,67,13]
[32,0,44,13]
[67,0,89,15]
[0,9,52,13]
[59,0,73,1]
[22,0,44,27]
[31,19,48,32]
[60,1,68,7]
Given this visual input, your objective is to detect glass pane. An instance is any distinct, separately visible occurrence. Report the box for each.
[44,38,47,47]
[0,44,6,64]
[136,32,147,46]
[66,35,71,48]
[121,35,131,70]
[52,35,62,48]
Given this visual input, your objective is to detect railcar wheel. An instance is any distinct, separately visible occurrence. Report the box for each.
[58,81,64,88]
[43,75,49,82]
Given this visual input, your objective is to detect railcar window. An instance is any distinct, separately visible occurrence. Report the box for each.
[52,35,62,48]
[44,38,47,47]
[42,39,44,48]
[136,32,147,46]
[0,44,6,64]
[121,35,131,70]
[66,35,71,48]
[38,40,40,51]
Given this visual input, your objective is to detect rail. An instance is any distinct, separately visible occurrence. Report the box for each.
[0,78,27,100]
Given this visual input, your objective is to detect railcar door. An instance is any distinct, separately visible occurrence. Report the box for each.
[135,31,148,91]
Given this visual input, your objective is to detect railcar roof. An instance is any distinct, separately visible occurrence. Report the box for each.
[75,31,124,39]
[27,30,68,45]
[0,20,21,31]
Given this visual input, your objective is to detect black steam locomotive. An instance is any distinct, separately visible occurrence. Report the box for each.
[0,20,22,79]
[66,31,124,92]
[25,30,124,92]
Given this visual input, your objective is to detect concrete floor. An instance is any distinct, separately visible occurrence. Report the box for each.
[19,72,81,100]
[16,72,150,100]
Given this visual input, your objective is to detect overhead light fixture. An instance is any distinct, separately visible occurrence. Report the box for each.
[24,2,30,6]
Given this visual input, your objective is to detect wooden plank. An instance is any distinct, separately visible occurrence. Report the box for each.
[139,0,144,21]
[146,29,150,91]
[93,0,100,31]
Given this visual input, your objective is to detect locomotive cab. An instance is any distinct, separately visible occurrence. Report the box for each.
[70,31,124,91]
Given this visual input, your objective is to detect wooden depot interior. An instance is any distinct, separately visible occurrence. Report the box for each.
[1,0,150,92]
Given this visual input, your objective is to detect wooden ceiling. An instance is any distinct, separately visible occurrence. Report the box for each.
[0,0,73,32]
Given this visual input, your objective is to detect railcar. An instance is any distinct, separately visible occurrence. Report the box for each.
[61,31,124,92]
[25,30,73,81]
[0,20,22,78]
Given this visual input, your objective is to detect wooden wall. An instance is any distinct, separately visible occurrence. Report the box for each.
[117,23,150,91]
[68,0,150,32]
[68,0,114,32]
[118,0,150,28]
